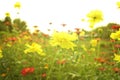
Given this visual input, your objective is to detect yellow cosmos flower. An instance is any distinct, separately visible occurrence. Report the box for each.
[0,49,3,58]
[86,10,103,28]
[5,12,10,17]
[14,2,21,9]
[90,39,98,47]
[114,54,120,63]
[90,48,96,52]
[110,30,120,40]
[80,30,85,36]
[50,31,78,50]
[24,42,45,56]
[81,44,87,51]
[116,1,120,8]
[98,28,103,32]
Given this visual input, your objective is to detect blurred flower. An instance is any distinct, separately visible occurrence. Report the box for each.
[98,67,106,71]
[114,44,120,48]
[23,35,31,40]
[0,49,3,58]
[75,28,80,31]
[80,30,85,36]
[116,1,120,8]
[75,28,80,35]
[33,25,38,28]
[57,59,66,65]
[14,2,21,9]
[24,42,46,56]
[21,67,34,76]
[110,30,120,40]
[42,73,47,77]
[44,64,48,69]
[86,10,103,28]
[107,62,115,66]
[90,39,98,47]
[49,22,52,25]
[50,31,78,50]
[111,25,120,30]
[98,28,103,32]
[6,43,12,47]
[5,12,10,17]
[94,57,106,64]
[81,18,85,22]
[61,23,67,27]
[90,48,96,52]
[81,44,87,51]
[1,73,6,77]
[113,54,120,63]
[113,67,120,73]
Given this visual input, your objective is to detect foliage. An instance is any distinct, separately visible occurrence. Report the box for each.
[90,23,120,39]
[0,24,120,80]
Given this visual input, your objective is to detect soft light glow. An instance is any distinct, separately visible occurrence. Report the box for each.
[0,0,120,34]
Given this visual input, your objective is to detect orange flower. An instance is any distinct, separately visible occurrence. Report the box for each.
[42,73,47,77]
[1,73,6,77]
[114,44,120,48]
[94,57,106,64]
[113,67,120,73]
[98,67,106,71]
[57,59,66,65]
[106,62,115,66]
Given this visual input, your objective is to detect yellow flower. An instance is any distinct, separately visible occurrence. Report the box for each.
[90,39,98,47]
[80,30,85,36]
[110,30,120,40]
[86,10,103,28]
[5,12,10,17]
[98,28,103,32]
[23,35,31,40]
[24,42,46,56]
[0,49,3,58]
[44,64,48,69]
[81,44,87,51]
[114,54,120,63]
[90,48,96,52]
[50,31,78,50]
[116,1,120,8]
[14,2,21,9]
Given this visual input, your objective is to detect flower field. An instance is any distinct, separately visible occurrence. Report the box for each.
[1,1,120,80]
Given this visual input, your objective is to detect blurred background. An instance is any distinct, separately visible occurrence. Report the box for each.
[0,0,120,34]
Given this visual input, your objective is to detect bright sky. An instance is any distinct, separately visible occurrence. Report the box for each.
[0,0,120,34]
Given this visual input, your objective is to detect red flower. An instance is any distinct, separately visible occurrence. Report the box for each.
[21,67,35,76]
[111,25,120,30]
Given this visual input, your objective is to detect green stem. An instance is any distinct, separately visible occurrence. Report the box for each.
[46,50,59,80]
